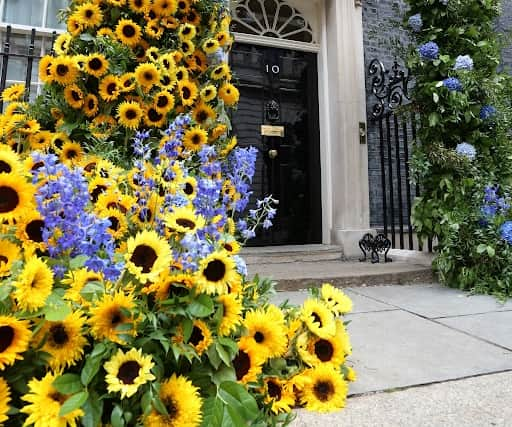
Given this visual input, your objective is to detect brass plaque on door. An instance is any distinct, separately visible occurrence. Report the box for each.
[261,125,285,137]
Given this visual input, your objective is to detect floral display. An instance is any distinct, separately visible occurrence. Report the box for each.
[0,0,354,425]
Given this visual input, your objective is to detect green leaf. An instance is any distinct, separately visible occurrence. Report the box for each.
[215,342,232,366]
[111,405,125,427]
[188,294,214,317]
[433,92,439,103]
[44,293,72,321]
[212,366,236,386]
[182,318,193,342]
[59,391,88,417]
[0,285,12,302]
[477,244,487,254]
[81,354,103,386]
[53,374,83,395]
[201,397,224,427]
[218,382,259,422]
[69,255,89,270]
[207,345,222,370]
[79,33,95,41]
[141,390,153,415]
[153,395,169,416]
[487,246,496,257]
[81,393,103,427]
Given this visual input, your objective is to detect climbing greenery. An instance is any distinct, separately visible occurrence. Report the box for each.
[404,0,512,297]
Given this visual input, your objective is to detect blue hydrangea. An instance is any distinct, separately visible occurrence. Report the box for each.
[418,41,439,60]
[455,142,476,160]
[443,77,462,92]
[408,14,422,32]
[480,105,497,120]
[500,221,512,244]
[454,55,473,71]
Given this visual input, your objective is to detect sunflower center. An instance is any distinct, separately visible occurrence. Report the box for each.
[176,218,196,230]
[125,108,137,120]
[66,149,78,159]
[0,326,14,352]
[224,243,233,252]
[182,87,191,99]
[312,312,323,327]
[163,397,178,419]
[181,42,190,51]
[88,98,96,109]
[203,259,226,282]
[117,361,141,384]
[50,392,67,404]
[107,202,128,214]
[0,160,11,173]
[134,0,142,6]
[122,24,136,38]
[84,162,96,172]
[196,110,208,123]
[267,380,282,400]
[26,219,44,242]
[0,186,19,213]
[157,95,169,108]
[108,216,120,231]
[107,83,117,95]
[191,134,202,145]
[130,244,158,274]
[313,380,334,402]
[31,161,44,171]
[143,71,154,82]
[110,310,123,326]
[233,350,250,381]
[50,324,69,346]
[85,9,94,18]
[254,331,265,343]
[89,58,102,70]
[91,185,107,203]
[314,339,334,362]
[0,255,7,264]
[56,64,69,76]
[71,90,81,101]
[161,75,171,86]
[184,182,194,195]
[148,108,163,122]
[189,325,204,346]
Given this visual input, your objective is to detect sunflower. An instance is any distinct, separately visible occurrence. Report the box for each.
[0,316,31,369]
[180,39,195,57]
[99,208,128,239]
[0,378,10,424]
[240,305,287,359]
[151,272,193,300]
[320,283,353,315]
[219,83,240,106]
[15,212,46,250]
[301,299,336,339]
[181,175,197,199]
[84,53,109,78]
[299,365,348,412]
[119,72,136,92]
[83,93,99,118]
[0,148,23,175]
[38,55,53,83]
[116,18,142,47]
[89,291,136,343]
[262,377,295,414]
[132,192,162,226]
[133,40,150,62]
[0,173,35,223]
[296,323,348,368]
[97,27,114,38]
[63,84,84,109]
[125,230,172,284]
[60,141,83,165]
[200,84,217,102]
[17,118,40,135]
[14,256,53,312]
[72,1,103,28]
[346,366,357,382]
[233,340,264,384]
[177,0,191,14]
[188,50,207,72]
[96,191,134,214]
[105,348,155,399]
[202,38,220,55]
[221,239,241,255]
[145,19,164,40]
[144,374,202,427]
[175,66,189,82]
[135,62,161,90]
[162,16,180,29]
[153,90,175,114]
[98,75,121,102]
[192,101,216,126]
[67,15,83,37]
[158,53,176,74]
[2,83,25,102]
[21,372,84,426]
[117,101,143,129]
[184,9,201,26]
[144,106,166,127]
[183,126,207,151]
[211,63,230,80]
[153,0,177,16]
[49,56,79,85]
[35,311,87,371]
[0,239,21,277]
[53,33,72,55]
[187,320,213,355]
[128,0,151,13]
[217,294,242,336]
[196,250,239,295]
[177,80,198,106]
[164,206,205,234]
[216,30,231,47]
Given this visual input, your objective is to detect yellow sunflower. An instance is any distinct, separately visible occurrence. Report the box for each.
[21,372,84,426]
[84,53,109,78]
[35,311,87,371]
[96,190,134,214]
[132,192,162,227]
[202,38,220,55]
[89,291,136,344]
[158,53,176,74]
[2,83,25,102]
[53,33,72,55]
[192,101,216,126]
[0,147,23,175]
[116,19,142,47]
[218,83,240,106]
[233,340,264,384]
[180,39,195,56]
[0,239,21,277]
[177,0,191,15]
[67,15,83,36]
[72,1,103,28]
[135,62,161,90]
[15,212,46,250]
[183,126,207,152]
[211,63,230,80]
[63,84,84,109]
[217,293,242,336]
[28,130,52,151]
[320,283,353,315]
[216,30,231,47]
[145,19,164,40]
[164,206,205,234]
[119,72,137,92]
[299,365,348,412]
[184,9,201,26]
[175,66,189,82]
[49,56,79,85]
[221,239,241,255]
[0,378,10,424]
[60,141,83,165]
[38,55,53,83]
[196,250,239,295]
[154,91,175,114]
[14,256,53,312]
[104,348,155,399]
[83,93,99,118]
[152,272,194,300]
[88,176,112,203]
[0,173,35,223]
[0,316,31,369]
[188,50,207,72]
[181,175,197,200]
[143,106,166,128]
[98,75,121,102]
[125,230,173,284]
[117,101,143,129]
[153,0,177,16]
[262,377,295,414]
[301,298,336,339]
[177,80,198,106]
[200,84,217,102]
[144,374,202,427]
[99,208,128,239]
[128,0,151,13]
[186,320,213,355]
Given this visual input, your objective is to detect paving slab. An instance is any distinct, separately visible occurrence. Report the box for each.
[352,283,512,318]
[346,310,512,395]
[292,371,512,427]
[438,311,512,351]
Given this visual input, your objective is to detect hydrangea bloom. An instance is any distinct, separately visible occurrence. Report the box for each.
[480,105,497,120]
[418,41,439,60]
[454,55,473,71]
[500,221,512,244]
[408,14,422,32]
[443,77,462,92]
[455,142,476,160]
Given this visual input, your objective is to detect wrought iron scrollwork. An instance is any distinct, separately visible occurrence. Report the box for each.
[359,233,392,263]
[368,59,412,120]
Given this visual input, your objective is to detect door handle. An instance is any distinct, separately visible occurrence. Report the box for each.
[268,149,278,159]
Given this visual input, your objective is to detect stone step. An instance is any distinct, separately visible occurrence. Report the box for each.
[241,244,344,265]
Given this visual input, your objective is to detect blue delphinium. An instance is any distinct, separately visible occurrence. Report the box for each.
[500,221,512,244]
[454,55,473,71]
[408,14,422,32]
[455,142,476,160]
[443,77,462,92]
[480,105,497,120]
[418,41,439,60]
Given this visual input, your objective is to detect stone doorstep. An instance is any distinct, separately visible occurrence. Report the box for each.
[241,244,344,265]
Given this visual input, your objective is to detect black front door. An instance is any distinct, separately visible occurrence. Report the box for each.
[230,43,322,245]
